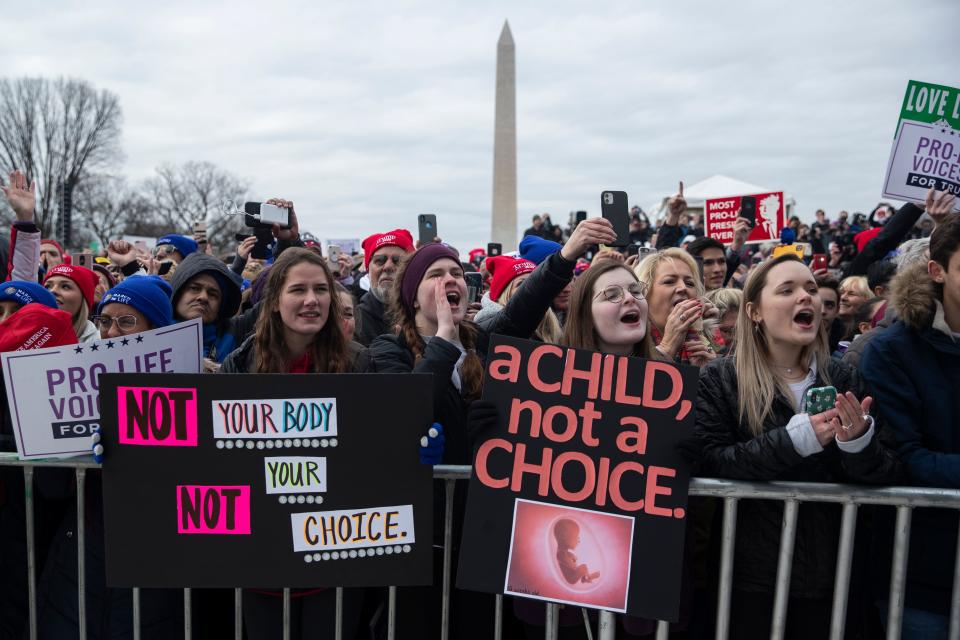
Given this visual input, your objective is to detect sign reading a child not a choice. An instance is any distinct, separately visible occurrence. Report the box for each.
[704,192,785,245]
[97,373,434,588]
[456,336,698,621]
[882,80,960,209]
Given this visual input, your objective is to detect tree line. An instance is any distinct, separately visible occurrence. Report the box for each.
[0,77,248,251]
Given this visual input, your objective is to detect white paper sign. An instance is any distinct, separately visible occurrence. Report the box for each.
[1,318,202,459]
[882,80,960,208]
[290,504,416,553]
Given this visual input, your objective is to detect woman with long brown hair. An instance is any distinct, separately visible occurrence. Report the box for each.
[220,247,362,639]
[694,254,900,638]
[221,247,357,374]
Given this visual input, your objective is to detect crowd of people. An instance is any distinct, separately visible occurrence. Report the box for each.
[1,166,958,638]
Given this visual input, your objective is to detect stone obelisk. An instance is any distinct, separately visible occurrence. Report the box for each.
[491,21,517,251]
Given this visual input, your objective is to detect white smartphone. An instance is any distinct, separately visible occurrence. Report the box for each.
[327,244,342,265]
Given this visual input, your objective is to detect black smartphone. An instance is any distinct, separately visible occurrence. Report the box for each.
[465,272,484,303]
[157,261,174,276]
[575,211,587,224]
[487,242,502,257]
[418,214,438,246]
[251,228,273,260]
[626,244,640,257]
[600,191,629,247]
[740,196,757,227]
[235,233,253,242]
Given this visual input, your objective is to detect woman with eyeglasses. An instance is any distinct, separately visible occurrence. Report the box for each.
[35,274,181,638]
[92,275,175,337]
[363,218,616,639]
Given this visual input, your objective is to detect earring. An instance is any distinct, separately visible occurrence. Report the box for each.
[754,322,761,333]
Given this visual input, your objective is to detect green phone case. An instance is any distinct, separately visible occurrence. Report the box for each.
[805,386,837,414]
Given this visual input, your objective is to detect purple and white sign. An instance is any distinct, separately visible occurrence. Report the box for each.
[1,318,202,459]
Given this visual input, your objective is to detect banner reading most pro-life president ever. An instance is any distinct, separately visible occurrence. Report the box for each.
[97,372,433,588]
[1,319,202,459]
[457,336,698,620]
[882,80,960,208]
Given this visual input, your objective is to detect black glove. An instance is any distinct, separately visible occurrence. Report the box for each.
[466,399,500,448]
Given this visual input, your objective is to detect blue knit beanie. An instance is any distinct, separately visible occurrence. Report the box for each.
[97,276,174,329]
[0,280,58,309]
[156,234,198,259]
[519,236,562,265]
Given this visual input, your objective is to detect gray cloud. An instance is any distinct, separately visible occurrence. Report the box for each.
[5,0,958,250]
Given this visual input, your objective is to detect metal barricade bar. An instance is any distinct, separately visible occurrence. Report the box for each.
[715,496,738,640]
[77,467,87,640]
[8,458,960,639]
[829,502,859,640]
[23,466,38,640]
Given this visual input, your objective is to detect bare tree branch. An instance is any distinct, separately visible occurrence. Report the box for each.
[0,77,122,240]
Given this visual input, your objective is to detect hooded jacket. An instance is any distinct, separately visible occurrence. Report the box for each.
[861,262,960,615]
[694,355,901,597]
[170,253,244,362]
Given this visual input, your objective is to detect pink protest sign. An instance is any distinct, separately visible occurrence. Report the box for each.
[117,386,198,447]
[704,191,785,245]
[177,485,252,534]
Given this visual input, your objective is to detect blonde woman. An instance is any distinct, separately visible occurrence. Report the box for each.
[838,275,874,341]
[693,254,900,638]
[634,247,718,366]
[705,287,742,350]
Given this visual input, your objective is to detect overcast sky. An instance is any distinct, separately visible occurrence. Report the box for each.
[7,0,958,250]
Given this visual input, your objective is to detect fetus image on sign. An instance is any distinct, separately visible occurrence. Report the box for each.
[554,518,600,585]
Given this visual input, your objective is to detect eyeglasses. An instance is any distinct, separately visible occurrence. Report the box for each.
[593,283,647,304]
[371,255,403,267]
[91,315,138,332]
[154,245,177,258]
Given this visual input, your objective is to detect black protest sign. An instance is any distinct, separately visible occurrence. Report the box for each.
[99,373,433,588]
[457,336,697,620]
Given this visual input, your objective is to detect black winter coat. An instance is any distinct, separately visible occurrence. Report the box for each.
[355,290,389,347]
[220,335,364,374]
[694,356,901,597]
[359,251,577,465]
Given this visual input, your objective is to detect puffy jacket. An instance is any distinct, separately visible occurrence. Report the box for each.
[694,356,901,597]
[359,251,578,465]
[861,262,960,615]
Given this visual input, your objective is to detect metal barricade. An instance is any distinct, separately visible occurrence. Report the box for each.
[5,455,960,640]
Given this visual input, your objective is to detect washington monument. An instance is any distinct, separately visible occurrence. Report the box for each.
[491,21,517,251]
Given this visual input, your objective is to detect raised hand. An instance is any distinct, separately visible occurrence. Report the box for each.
[434,278,458,342]
[925,188,957,228]
[561,217,617,261]
[266,198,300,241]
[107,240,138,267]
[731,216,752,251]
[665,181,686,225]
[1,170,36,221]
[236,235,257,260]
[834,392,873,442]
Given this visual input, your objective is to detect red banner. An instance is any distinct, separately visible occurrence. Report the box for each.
[704,192,785,245]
